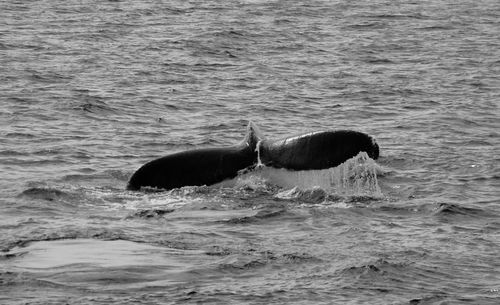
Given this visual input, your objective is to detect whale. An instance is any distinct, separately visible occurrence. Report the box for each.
[127,123,262,191]
[127,123,380,191]
[259,130,379,170]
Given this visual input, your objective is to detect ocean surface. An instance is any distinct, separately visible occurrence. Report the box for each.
[1,0,499,304]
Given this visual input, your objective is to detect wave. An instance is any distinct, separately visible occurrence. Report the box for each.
[75,101,116,114]
[62,169,130,183]
[364,57,395,64]
[346,22,385,29]
[18,187,69,202]
[370,201,498,220]
[126,208,175,219]
[433,202,495,218]
[4,132,36,139]
[221,208,289,224]
[2,228,125,253]
[0,250,28,261]
[342,258,410,277]
[418,25,454,31]
[365,13,426,20]
[408,295,449,304]
[217,259,267,272]
[215,249,321,273]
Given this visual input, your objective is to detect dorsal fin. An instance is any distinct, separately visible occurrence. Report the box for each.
[242,121,264,151]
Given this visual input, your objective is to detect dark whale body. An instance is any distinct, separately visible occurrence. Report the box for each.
[127,123,380,191]
[260,130,379,170]
[127,124,261,191]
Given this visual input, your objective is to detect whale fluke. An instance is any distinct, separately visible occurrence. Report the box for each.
[127,123,379,191]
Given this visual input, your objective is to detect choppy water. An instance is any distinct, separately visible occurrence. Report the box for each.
[1,0,499,304]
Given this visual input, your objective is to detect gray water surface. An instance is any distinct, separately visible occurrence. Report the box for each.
[1,0,499,304]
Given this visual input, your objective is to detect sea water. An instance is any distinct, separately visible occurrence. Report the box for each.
[1,0,499,304]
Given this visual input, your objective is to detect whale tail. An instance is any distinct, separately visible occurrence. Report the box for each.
[242,121,264,151]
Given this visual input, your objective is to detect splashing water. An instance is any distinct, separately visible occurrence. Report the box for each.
[255,140,264,168]
[236,152,382,197]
